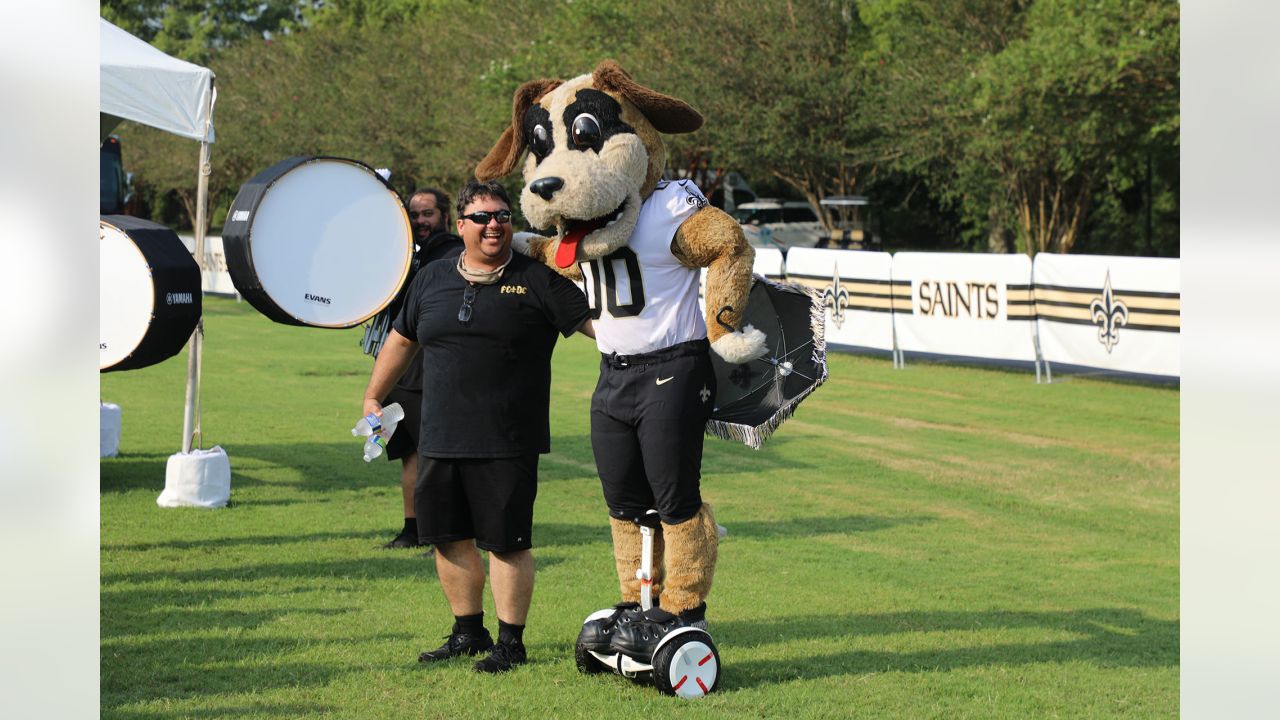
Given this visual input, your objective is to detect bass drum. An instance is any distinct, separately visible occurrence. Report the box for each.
[222,156,412,328]
[100,215,202,372]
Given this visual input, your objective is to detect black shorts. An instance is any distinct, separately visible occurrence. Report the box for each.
[414,454,539,553]
[383,387,421,461]
[590,339,715,524]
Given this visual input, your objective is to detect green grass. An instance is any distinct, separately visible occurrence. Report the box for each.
[101,297,1178,719]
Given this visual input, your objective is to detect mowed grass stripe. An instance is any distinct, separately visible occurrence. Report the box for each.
[101,297,1177,719]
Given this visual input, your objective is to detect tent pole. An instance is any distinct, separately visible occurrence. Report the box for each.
[181,137,212,453]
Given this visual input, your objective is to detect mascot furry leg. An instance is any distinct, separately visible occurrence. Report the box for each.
[607,503,717,612]
[610,516,664,602]
[657,504,718,613]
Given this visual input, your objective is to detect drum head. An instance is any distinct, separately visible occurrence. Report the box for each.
[223,157,412,328]
[100,216,202,372]
[100,223,156,369]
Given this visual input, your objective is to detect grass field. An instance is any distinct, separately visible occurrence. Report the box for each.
[101,297,1178,719]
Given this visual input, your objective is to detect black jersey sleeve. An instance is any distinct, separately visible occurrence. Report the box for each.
[391,269,427,342]
[537,265,591,337]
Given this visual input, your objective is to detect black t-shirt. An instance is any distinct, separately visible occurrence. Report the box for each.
[390,230,464,393]
[392,251,590,458]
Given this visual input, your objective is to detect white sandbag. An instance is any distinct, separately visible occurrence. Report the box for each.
[157,446,231,508]
[100,402,121,458]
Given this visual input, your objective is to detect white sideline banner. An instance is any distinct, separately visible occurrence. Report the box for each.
[179,234,239,297]
[784,248,897,352]
[753,247,785,279]
[1033,254,1180,378]
[891,252,1037,362]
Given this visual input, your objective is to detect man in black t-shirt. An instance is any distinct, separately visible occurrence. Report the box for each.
[361,180,592,673]
[380,187,463,550]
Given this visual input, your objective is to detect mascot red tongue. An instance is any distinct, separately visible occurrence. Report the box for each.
[555,219,604,268]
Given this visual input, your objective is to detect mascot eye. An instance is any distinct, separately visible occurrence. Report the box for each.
[530,124,551,158]
[571,113,602,149]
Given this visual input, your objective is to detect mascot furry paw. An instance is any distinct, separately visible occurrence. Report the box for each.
[477,60,764,650]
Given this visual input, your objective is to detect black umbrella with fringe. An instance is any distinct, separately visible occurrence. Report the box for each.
[706,276,828,449]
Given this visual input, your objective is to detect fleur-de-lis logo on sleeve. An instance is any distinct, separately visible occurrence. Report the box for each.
[824,264,849,329]
[1089,271,1128,353]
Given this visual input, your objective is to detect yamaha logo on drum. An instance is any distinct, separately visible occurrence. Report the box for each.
[305,293,333,305]
[166,292,194,305]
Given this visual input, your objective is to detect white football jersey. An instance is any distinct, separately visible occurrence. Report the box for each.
[579,180,709,355]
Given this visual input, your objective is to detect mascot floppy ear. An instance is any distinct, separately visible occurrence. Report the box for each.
[592,59,703,134]
[476,78,564,181]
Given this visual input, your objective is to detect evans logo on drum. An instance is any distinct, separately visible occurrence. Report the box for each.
[305,293,333,305]
[166,292,194,305]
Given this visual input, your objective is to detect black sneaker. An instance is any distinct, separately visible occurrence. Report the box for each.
[609,603,706,661]
[472,640,526,673]
[382,530,423,549]
[577,602,645,653]
[417,628,494,663]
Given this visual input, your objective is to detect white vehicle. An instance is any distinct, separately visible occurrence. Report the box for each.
[732,199,823,251]
[818,195,878,250]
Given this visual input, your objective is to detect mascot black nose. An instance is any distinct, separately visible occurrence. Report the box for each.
[529,177,564,201]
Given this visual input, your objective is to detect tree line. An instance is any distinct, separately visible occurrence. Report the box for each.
[105,0,1179,257]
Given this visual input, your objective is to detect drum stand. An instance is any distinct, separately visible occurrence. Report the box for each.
[574,511,721,699]
[161,133,231,509]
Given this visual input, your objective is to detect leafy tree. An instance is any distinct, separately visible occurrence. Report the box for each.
[107,0,1179,257]
[865,0,1178,255]
[117,0,555,230]
[971,0,1178,254]
[625,0,883,231]
[101,1,316,64]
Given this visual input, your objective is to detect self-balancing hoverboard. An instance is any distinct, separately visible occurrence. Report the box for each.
[574,511,721,699]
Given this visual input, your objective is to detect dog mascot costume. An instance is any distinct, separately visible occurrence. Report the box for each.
[476,60,766,658]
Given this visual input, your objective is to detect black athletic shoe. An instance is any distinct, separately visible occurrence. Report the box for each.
[417,628,494,663]
[382,530,423,549]
[577,602,645,653]
[609,603,706,661]
[472,640,526,673]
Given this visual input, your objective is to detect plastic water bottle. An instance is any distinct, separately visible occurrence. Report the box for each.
[352,403,404,462]
[363,433,388,462]
[352,403,404,437]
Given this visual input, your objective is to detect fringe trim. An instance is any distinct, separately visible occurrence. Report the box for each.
[705,275,830,449]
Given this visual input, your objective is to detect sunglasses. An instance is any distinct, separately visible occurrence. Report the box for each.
[458,284,477,324]
[462,210,512,225]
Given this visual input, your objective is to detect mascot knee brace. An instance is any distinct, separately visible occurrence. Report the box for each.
[657,503,719,614]
[609,516,664,602]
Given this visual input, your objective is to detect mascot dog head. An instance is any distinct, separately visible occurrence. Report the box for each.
[476,60,768,364]
[476,60,702,270]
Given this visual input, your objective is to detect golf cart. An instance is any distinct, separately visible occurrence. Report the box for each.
[818,195,879,250]
[733,198,824,252]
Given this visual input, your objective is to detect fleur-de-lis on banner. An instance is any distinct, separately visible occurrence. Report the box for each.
[1089,270,1128,353]
[824,264,849,329]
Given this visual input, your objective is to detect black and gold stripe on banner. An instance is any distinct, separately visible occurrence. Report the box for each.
[787,274,912,314]
[1032,283,1180,333]
[1006,284,1036,321]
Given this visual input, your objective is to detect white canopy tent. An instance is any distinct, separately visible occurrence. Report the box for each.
[100,18,216,143]
[100,17,216,455]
